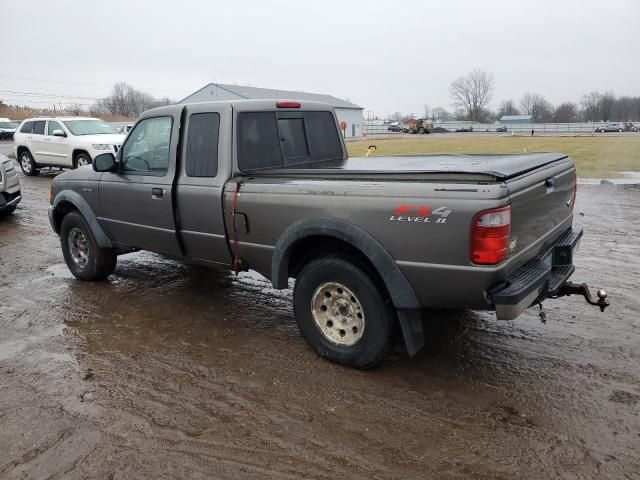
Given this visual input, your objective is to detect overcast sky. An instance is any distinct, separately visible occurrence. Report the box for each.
[2,0,639,116]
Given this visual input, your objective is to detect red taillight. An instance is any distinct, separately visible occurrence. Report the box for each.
[276,101,301,108]
[470,205,511,265]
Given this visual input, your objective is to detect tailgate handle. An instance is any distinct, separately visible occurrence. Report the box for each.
[545,177,557,190]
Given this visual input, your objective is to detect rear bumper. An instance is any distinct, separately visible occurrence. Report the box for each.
[490,228,582,320]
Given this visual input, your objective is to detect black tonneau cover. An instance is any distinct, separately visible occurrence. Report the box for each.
[250,153,570,181]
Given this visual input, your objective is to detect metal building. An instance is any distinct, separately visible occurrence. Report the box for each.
[178,83,364,138]
[499,115,533,125]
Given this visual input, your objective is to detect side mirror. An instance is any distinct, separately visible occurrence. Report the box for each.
[93,153,117,172]
[52,129,66,137]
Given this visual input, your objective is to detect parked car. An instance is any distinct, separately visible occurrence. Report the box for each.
[596,123,624,133]
[0,155,21,214]
[387,123,403,132]
[0,121,19,140]
[623,122,638,132]
[119,124,133,134]
[496,125,508,132]
[456,125,474,132]
[13,117,125,176]
[47,99,609,368]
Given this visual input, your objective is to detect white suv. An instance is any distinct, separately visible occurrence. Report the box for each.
[13,117,126,176]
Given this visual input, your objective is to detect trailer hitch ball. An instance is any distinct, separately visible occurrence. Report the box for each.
[554,282,610,313]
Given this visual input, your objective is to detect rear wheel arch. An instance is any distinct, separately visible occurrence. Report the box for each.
[272,218,425,357]
[271,218,420,310]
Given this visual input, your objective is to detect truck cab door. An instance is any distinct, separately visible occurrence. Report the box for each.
[175,102,233,265]
[97,113,182,256]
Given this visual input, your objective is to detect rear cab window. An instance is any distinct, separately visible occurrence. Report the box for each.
[237,110,342,171]
[185,112,220,177]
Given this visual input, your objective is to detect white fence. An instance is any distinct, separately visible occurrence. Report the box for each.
[363,122,639,136]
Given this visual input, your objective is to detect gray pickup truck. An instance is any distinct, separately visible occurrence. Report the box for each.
[47,100,608,368]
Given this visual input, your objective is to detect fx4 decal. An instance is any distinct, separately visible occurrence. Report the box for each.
[389,205,452,224]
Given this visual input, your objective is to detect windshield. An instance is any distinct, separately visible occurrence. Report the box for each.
[62,119,117,136]
[0,122,19,129]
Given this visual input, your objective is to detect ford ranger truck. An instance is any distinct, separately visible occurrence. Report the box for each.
[47,100,609,368]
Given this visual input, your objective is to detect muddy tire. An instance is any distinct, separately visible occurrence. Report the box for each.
[293,255,395,369]
[60,211,116,281]
[74,152,92,169]
[19,150,39,176]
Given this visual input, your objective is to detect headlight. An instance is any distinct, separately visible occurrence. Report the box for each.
[92,144,112,150]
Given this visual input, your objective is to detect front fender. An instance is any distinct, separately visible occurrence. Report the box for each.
[51,190,112,248]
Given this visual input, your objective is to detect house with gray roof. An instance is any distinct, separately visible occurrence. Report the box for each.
[179,83,364,137]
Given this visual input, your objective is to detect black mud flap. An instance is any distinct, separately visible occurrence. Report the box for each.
[397,309,425,357]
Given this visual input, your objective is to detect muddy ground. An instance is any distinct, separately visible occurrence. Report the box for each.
[1,151,639,479]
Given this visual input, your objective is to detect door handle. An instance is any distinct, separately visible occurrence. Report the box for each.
[151,187,164,198]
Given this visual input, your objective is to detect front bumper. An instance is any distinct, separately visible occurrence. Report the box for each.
[0,190,22,210]
[490,228,583,320]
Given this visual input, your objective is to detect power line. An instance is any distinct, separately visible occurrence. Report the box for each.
[0,74,191,97]
[0,89,102,100]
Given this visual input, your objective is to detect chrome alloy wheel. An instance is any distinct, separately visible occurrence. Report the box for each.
[77,156,90,166]
[311,282,365,346]
[68,227,89,268]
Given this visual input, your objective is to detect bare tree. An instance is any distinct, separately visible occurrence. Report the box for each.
[497,99,519,118]
[599,90,616,122]
[520,93,553,122]
[449,68,494,122]
[92,82,173,118]
[423,104,431,119]
[581,92,602,122]
[553,102,578,123]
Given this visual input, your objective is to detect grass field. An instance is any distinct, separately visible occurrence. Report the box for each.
[346,135,640,177]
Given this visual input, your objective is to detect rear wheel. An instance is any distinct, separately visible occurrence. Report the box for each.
[61,211,116,281]
[293,255,395,369]
[618,128,623,132]
[418,127,425,134]
[19,150,38,176]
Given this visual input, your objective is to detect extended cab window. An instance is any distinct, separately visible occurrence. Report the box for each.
[20,121,34,134]
[186,113,219,177]
[121,116,172,174]
[32,121,45,135]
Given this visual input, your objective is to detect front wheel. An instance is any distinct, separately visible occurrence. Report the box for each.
[293,255,395,369]
[60,211,116,281]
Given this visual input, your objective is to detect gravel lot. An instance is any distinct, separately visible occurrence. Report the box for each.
[1,140,639,478]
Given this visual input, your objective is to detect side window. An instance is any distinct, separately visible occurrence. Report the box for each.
[186,113,219,177]
[32,121,45,135]
[121,116,172,174]
[47,121,63,135]
[277,118,308,165]
[20,121,34,134]
[306,112,343,161]
[237,112,281,171]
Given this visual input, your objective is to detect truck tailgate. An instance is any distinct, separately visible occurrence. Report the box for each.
[506,156,576,263]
